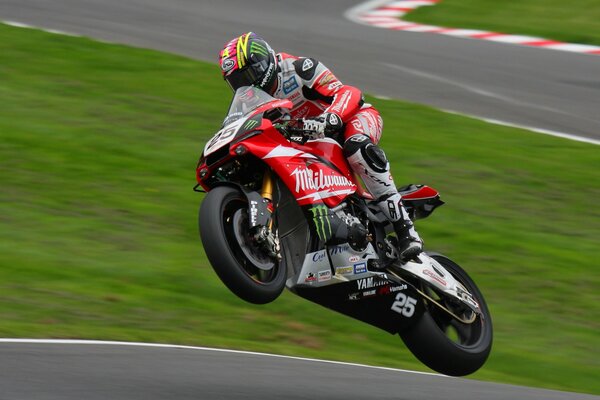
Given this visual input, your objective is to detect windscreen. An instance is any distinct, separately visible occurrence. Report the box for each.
[222,86,276,127]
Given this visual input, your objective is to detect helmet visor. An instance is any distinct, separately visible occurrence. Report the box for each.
[224,66,260,92]
[224,58,272,91]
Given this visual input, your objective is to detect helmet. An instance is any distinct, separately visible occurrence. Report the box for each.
[219,32,278,93]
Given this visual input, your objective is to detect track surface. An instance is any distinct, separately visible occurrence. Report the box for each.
[1,341,598,400]
[1,0,599,141]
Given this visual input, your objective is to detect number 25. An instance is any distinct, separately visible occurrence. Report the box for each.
[391,293,417,317]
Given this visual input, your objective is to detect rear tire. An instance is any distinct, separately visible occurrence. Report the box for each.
[199,186,286,304]
[400,254,493,376]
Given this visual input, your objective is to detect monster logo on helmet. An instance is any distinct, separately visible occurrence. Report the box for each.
[219,32,278,93]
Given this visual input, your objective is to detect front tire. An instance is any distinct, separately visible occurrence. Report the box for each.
[199,186,286,304]
[400,254,493,376]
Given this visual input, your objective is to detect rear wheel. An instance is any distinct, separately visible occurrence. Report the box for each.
[199,186,286,304]
[400,254,493,376]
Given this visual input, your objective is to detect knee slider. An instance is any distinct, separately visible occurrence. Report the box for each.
[363,143,389,173]
[343,135,389,173]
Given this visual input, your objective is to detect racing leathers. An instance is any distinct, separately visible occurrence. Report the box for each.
[272,53,422,258]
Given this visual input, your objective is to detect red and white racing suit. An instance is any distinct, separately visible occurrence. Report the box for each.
[271,53,420,246]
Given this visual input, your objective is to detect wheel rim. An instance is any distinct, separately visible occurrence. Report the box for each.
[222,196,279,284]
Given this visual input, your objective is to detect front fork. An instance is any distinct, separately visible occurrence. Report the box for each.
[261,170,275,229]
[251,170,280,260]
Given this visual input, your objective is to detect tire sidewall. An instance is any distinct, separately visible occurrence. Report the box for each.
[400,254,493,376]
[199,186,286,304]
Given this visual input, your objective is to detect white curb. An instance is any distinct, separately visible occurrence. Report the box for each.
[346,0,600,56]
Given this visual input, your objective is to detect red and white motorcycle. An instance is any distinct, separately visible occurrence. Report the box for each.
[195,86,492,376]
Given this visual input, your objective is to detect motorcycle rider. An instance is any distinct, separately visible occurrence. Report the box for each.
[218,32,422,259]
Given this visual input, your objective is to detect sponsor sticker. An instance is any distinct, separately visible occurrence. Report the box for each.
[250,200,258,226]
[331,90,352,114]
[335,266,354,275]
[318,270,332,282]
[259,62,275,88]
[377,284,407,296]
[304,272,317,283]
[328,113,340,126]
[319,72,334,86]
[243,119,259,130]
[353,262,367,274]
[356,276,387,290]
[311,250,327,263]
[329,244,351,255]
[291,167,355,194]
[283,76,299,95]
[221,58,235,72]
[424,269,447,287]
[328,81,342,91]
[349,255,360,263]
[362,289,376,297]
[310,206,332,242]
[302,58,314,71]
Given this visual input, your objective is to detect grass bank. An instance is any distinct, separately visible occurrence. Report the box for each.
[405,0,600,46]
[0,24,598,394]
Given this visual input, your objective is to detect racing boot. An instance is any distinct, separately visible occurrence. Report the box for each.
[376,193,423,260]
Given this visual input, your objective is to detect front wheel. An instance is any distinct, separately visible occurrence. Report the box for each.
[199,186,286,304]
[400,254,493,376]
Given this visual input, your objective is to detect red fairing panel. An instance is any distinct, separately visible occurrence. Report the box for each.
[242,133,357,207]
[401,185,439,200]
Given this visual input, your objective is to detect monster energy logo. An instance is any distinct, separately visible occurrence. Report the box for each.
[250,42,269,56]
[244,119,259,130]
[310,205,332,242]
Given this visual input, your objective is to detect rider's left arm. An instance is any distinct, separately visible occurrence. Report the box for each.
[312,69,364,123]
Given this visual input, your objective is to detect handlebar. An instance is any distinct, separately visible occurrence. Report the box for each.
[274,118,309,140]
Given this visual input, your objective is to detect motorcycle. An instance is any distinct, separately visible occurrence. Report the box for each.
[195,86,492,376]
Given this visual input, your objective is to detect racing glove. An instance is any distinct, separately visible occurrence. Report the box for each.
[303,112,344,140]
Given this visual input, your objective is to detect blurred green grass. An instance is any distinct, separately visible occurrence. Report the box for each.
[405,0,600,46]
[0,24,599,394]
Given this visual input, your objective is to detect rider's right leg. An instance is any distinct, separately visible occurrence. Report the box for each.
[342,109,422,259]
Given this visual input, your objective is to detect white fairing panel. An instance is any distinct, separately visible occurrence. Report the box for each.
[400,254,481,313]
[288,243,381,288]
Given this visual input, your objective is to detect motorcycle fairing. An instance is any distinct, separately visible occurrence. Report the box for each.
[204,115,252,156]
[399,184,445,221]
[287,245,480,333]
[288,243,379,288]
[286,243,424,334]
[293,279,424,334]
[241,131,357,207]
[288,247,424,333]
